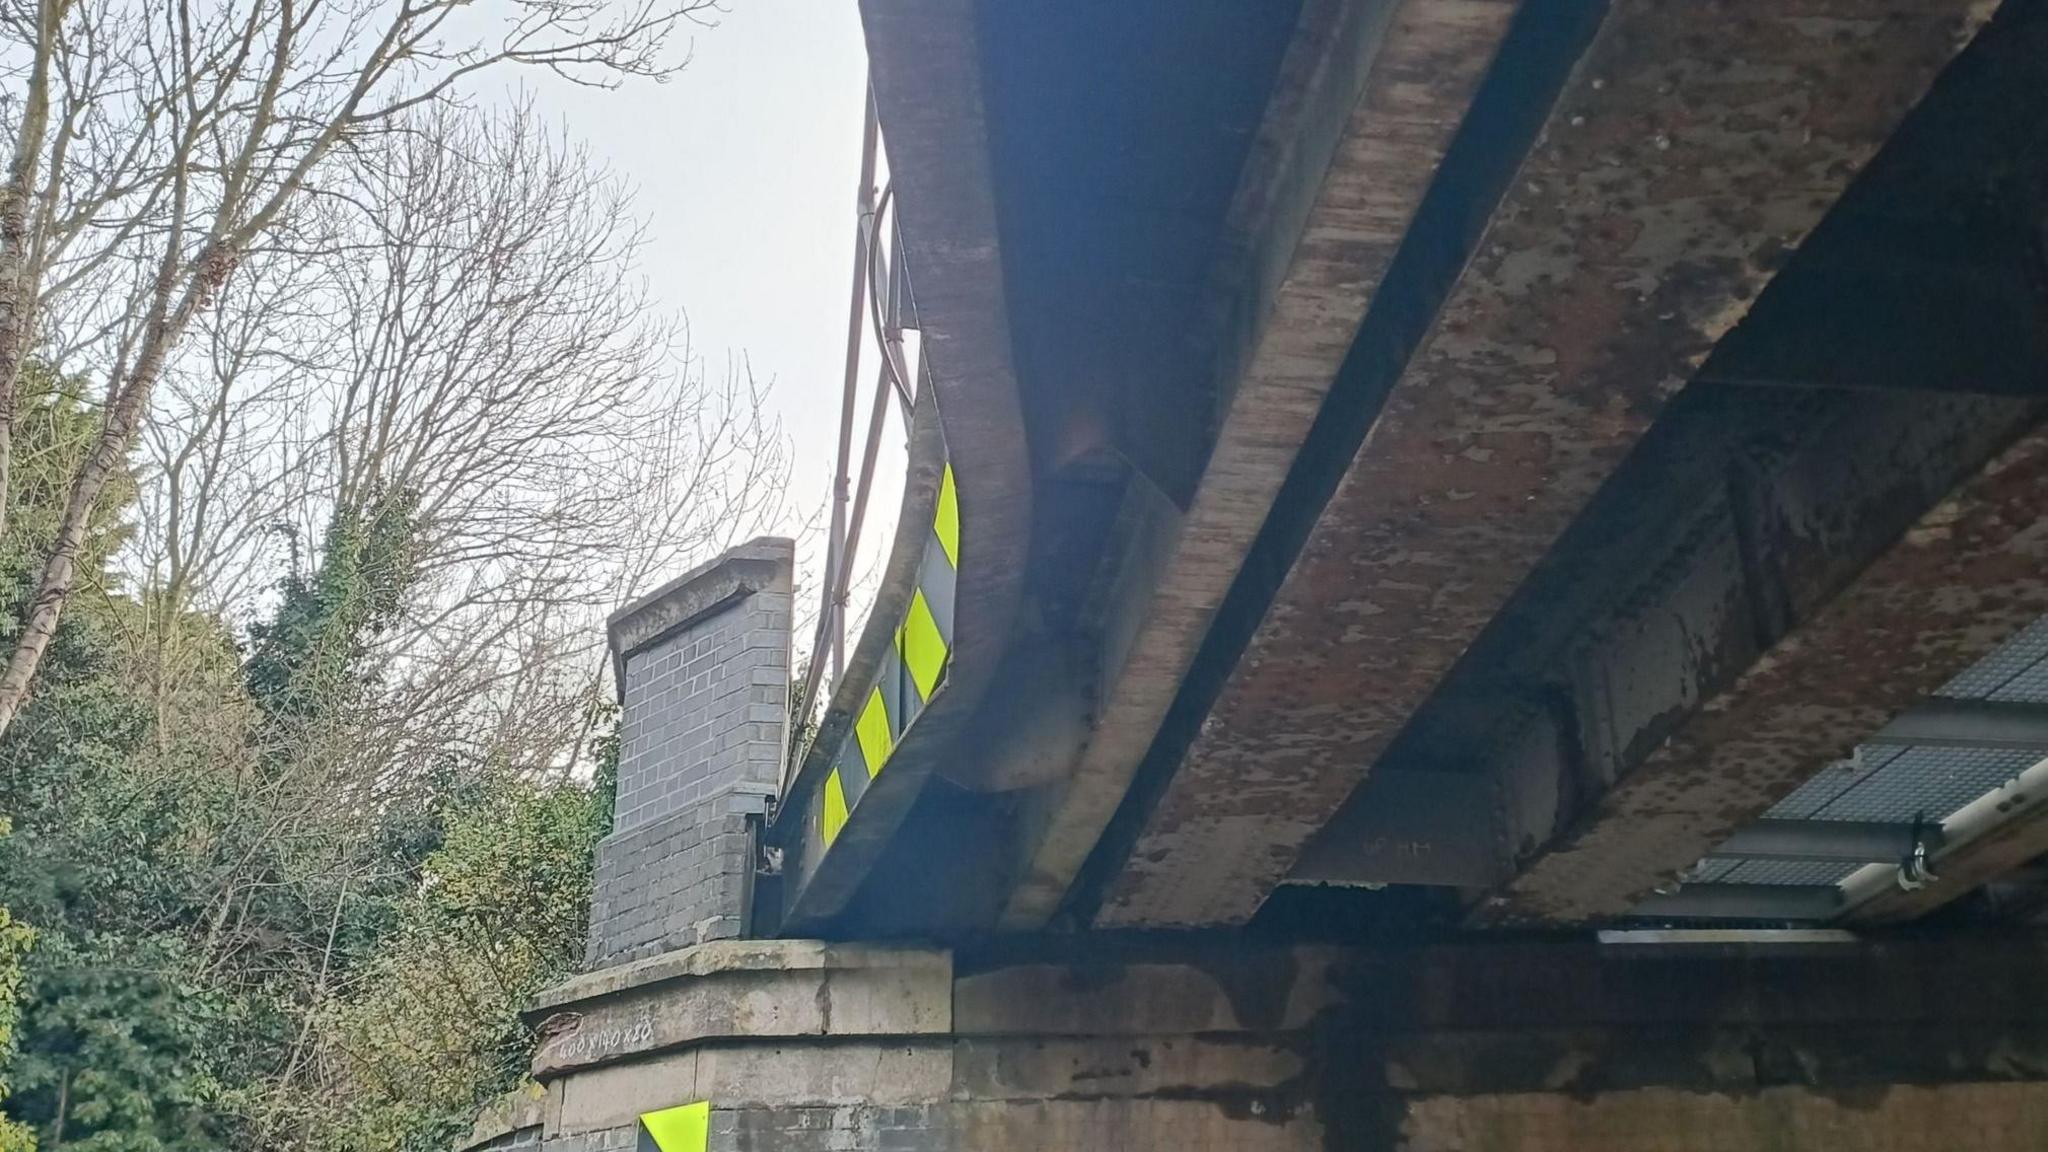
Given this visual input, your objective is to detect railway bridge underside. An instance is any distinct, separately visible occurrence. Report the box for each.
[497,1,2048,1149]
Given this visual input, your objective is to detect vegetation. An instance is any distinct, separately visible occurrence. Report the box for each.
[0,2,790,1148]
[0,376,643,1151]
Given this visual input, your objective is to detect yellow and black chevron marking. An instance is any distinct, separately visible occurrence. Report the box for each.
[819,462,959,849]
[638,1101,709,1152]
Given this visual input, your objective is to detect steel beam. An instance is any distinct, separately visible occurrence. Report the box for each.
[1095,0,1997,929]
[1707,819,1940,864]
[1868,697,2048,751]
[997,0,1525,931]
[1633,883,1845,922]
[1285,769,1506,889]
[1480,4,2048,926]
[1494,413,2048,923]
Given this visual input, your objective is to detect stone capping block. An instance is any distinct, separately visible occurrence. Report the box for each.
[951,1035,1308,1103]
[456,1083,545,1151]
[549,1042,957,1135]
[952,948,1345,1037]
[605,535,794,689]
[526,939,953,1078]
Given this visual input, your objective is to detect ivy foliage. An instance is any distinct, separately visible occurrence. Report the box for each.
[0,820,33,1152]
[244,491,422,727]
[0,371,608,1151]
[308,782,604,1152]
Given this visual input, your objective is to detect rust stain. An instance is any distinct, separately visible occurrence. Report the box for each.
[1507,422,2048,921]
[1102,0,1994,927]
[1002,0,1525,929]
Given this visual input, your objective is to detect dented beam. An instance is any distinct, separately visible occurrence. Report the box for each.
[768,0,1035,932]
[1096,0,1996,927]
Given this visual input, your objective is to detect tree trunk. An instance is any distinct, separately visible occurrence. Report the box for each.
[0,243,230,739]
[0,0,63,543]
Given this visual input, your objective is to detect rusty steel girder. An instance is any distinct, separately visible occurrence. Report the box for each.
[1506,419,2048,921]
[1097,0,1997,928]
[999,0,1526,931]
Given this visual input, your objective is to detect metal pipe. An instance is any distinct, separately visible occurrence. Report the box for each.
[1837,751,2048,914]
[872,221,913,426]
[830,190,901,644]
[822,88,881,685]
[1597,928,1858,947]
[868,218,914,420]
[804,88,881,726]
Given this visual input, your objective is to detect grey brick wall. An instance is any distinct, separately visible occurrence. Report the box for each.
[587,538,793,970]
[611,582,789,837]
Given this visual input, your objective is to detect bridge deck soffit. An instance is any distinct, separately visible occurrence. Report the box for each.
[1096,0,2000,929]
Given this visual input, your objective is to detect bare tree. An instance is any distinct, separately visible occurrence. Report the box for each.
[133,232,326,614]
[0,0,65,540]
[128,100,789,1096]
[0,0,715,738]
[312,103,734,586]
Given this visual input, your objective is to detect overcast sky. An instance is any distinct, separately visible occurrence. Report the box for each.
[503,1,878,601]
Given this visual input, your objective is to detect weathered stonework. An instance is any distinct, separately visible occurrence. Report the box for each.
[508,936,2048,1152]
[461,1084,545,1152]
[587,538,793,969]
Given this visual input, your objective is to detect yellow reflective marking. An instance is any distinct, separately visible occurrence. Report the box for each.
[935,463,960,568]
[821,769,848,846]
[900,589,948,701]
[855,687,893,778]
[640,1101,710,1152]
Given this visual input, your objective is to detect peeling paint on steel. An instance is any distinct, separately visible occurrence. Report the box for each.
[1001,0,1524,932]
[1508,419,2048,922]
[1102,0,1995,927]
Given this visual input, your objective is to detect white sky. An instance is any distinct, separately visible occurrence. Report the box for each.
[501,2,900,643]
[513,6,868,506]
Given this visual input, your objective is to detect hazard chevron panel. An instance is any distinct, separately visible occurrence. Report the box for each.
[815,461,959,850]
[639,1101,708,1152]
[770,379,961,933]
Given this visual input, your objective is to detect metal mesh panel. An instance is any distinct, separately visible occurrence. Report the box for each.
[1697,859,1859,887]
[1802,745,2038,824]
[1987,657,2048,704]
[1666,612,2048,912]
[1763,745,1909,820]
[1940,616,2048,699]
